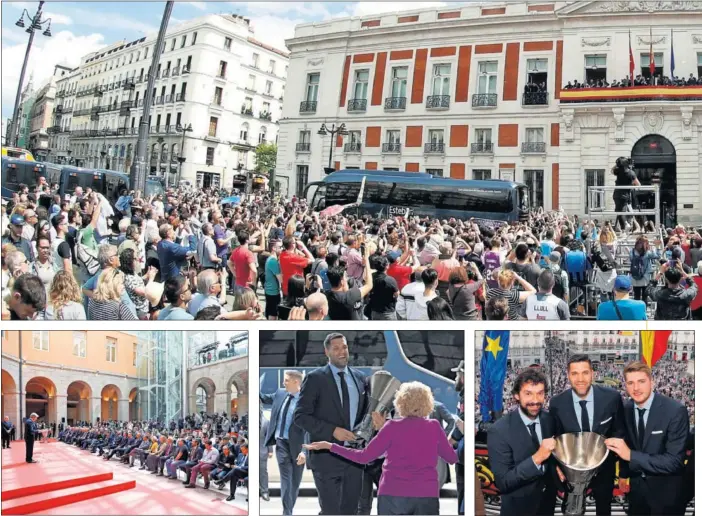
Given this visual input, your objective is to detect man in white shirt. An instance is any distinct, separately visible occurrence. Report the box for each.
[185,440,220,489]
[525,269,570,321]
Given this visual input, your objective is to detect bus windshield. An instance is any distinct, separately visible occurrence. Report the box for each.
[65,172,104,196]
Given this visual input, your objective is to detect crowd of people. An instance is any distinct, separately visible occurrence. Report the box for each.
[563,73,702,89]
[2,173,701,321]
[56,412,248,502]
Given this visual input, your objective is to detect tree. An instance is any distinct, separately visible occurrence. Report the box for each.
[254,142,277,174]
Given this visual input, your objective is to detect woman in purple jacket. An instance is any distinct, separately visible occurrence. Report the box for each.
[305,381,463,515]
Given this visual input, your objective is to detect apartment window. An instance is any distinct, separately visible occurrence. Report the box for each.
[428,129,444,144]
[73,331,87,358]
[105,338,117,362]
[526,58,548,87]
[186,55,192,70]
[240,123,248,141]
[244,97,253,110]
[299,130,311,143]
[296,165,309,197]
[476,128,493,145]
[165,113,171,128]
[206,147,215,165]
[268,59,276,74]
[133,343,137,366]
[191,32,197,45]
[224,37,232,50]
[171,38,176,51]
[33,331,49,351]
[585,169,605,213]
[252,53,259,68]
[213,86,223,106]
[208,117,218,137]
[349,130,361,144]
[432,64,451,95]
[698,53,702,78]
[180,82,187,97]
[247,75,256,91]
[176,112,182,126]
[584,55,607,83]
[262,101,270,113]
[156,114,162,128]
[524,169,544,208]
[478,61,498,94]
[640,52,664,80]
[386,130,401,144]
[391,67,408,98]
[353,69,369,99]
[473,169,492,180]
[525,128,544,143]
[180,35,186,48]
[265,80,273,95]
[426,168,443,177]
[218,61,227,79]
[259,127,267,144]
[306,73,320,101]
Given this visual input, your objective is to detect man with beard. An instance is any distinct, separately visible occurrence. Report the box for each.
[294,333,369,515]
[487,369,557,516]
[449,360,465,515]
[605,362,689,516]
[549,355,625,516]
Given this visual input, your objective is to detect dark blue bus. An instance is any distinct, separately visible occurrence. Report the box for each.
[303,169,529,224]
[1,158,46,199]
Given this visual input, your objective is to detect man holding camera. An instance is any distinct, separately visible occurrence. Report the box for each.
[612,157,641,232]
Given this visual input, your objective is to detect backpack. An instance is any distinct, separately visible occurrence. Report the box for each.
[75,230,100,276]
[630,251,646,280]
[552,269,565,300]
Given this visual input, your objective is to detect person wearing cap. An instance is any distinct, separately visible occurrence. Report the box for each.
[2,214,33,262]
[596,275,647,320]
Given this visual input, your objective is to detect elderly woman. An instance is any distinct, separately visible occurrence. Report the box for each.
[87,268,138,320]
[305,381,462,516]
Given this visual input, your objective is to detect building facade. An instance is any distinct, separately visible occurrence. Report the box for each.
[50,14,288,190]
[276,0,702,225]
[15,75,36,150]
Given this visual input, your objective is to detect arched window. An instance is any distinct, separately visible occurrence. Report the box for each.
[259,126,267,144]
[119,144,126,158]
[171,143,179,162]
[240,123,249,142]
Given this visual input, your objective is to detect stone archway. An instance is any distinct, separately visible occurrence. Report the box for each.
[67,381,92,426]
[227,371,248,417]
[25,376,58,428]
[129,387,140,421]
[101,384,122,422]
[190,378,216,414]
[2,369,19,428]
[631,134,677,227]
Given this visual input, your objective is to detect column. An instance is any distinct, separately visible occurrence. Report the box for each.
[55,394,68,430]
[215,391,229,415]
[118,398,129,422]
[237,393,248,417]
[2,391,20,438]
[91,396,102,424]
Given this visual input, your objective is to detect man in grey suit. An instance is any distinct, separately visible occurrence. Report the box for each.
[260,370,309,516]
[259,407,273,501]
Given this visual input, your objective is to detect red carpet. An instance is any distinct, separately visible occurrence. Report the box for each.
[1,441,247,515]
[2,472,114,501]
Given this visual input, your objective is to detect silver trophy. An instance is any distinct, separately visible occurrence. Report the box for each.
[553,432,610,516]
[353,371,402,444]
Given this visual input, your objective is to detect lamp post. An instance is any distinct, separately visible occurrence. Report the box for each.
[176,123,192,188]
[7,1,52,148]
[317,123,347,174]
[156,136,165,181]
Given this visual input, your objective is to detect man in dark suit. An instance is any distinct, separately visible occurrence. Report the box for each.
[605,361,689,516]
[260,370,309,515]
[550,354,625,516]
[2,416,14,449]
[227,444,249,502]
[487,369,557,516]
[259,408,273,502]
[294,332,369,516]
[24,413,39,463]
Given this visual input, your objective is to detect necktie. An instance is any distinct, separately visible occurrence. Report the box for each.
[637,408,646,449]
[579,400,591,432]
[338,372,351,429]
[528,422,540,451]
[278,394,293,439]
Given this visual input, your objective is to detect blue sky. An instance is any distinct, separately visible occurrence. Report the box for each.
[0,1,452,125]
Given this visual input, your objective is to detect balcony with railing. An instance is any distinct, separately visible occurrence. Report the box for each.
[471,142,494,154]
[299,101,317,113]
[559,84,702,104]
[55,105,63,114]
[73,108,92,117]
[522,91,549,106]
[426,95,450,110]
[164,94,174,104]
[472,93,498,107]
[344,142,362,153]
[384,97,406,111]
[382,142,401,153]
[240,106,254,116]
[521,141,546,153]
[162,69,171,78]
[175,93,185,102]
[259,111,272,121]
[296,142,311,152]
[171,67,180,77]
[47,126,61,134]
[347,98,367,112]
[424,142,445,154]
[154,96,164,105]
[62,106,73,114]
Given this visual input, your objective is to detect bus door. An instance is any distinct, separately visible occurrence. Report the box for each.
[517,185,530,221]
[104,173,128,203]
[304,182,326,211]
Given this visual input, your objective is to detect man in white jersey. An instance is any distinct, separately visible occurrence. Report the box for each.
[525,269,570,320]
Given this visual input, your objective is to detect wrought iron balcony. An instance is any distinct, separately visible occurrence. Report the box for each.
[240,106,254,116]
[522,91,549,106]
[296,142,311,152]
[424,142,445,153]
[171,67,180,77]
[47,126,61,134]
[384,97,406,110]
[299,100,317,113]
[382,142,402,153]
[164,94,174,103]
[472,93,498,107]
[471,142,494,153]
[175,93,185,102]
[344,142,362,153]
[162,69,170,78]
[426,95,450,109]
[259,112,272,121]
[347,98,367,112]
[521,141,546,153]
[55,105,63,113]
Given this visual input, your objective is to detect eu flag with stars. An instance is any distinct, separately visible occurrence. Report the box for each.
[479,330,510,422]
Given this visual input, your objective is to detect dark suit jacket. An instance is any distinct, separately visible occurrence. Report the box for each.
[620,393,689,513]
[293,364,368,474]
[24,419,37,442]
[487,409,557,516]
[260,389,309,458]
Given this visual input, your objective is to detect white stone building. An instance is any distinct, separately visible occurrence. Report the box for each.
[276,0,702,225]
[52,13,288,189]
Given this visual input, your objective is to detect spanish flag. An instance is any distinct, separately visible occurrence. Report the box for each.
[640,330,672,367]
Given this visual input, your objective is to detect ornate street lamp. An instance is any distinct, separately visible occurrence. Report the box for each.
[317,123,348,174]
[176,123,193,188]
